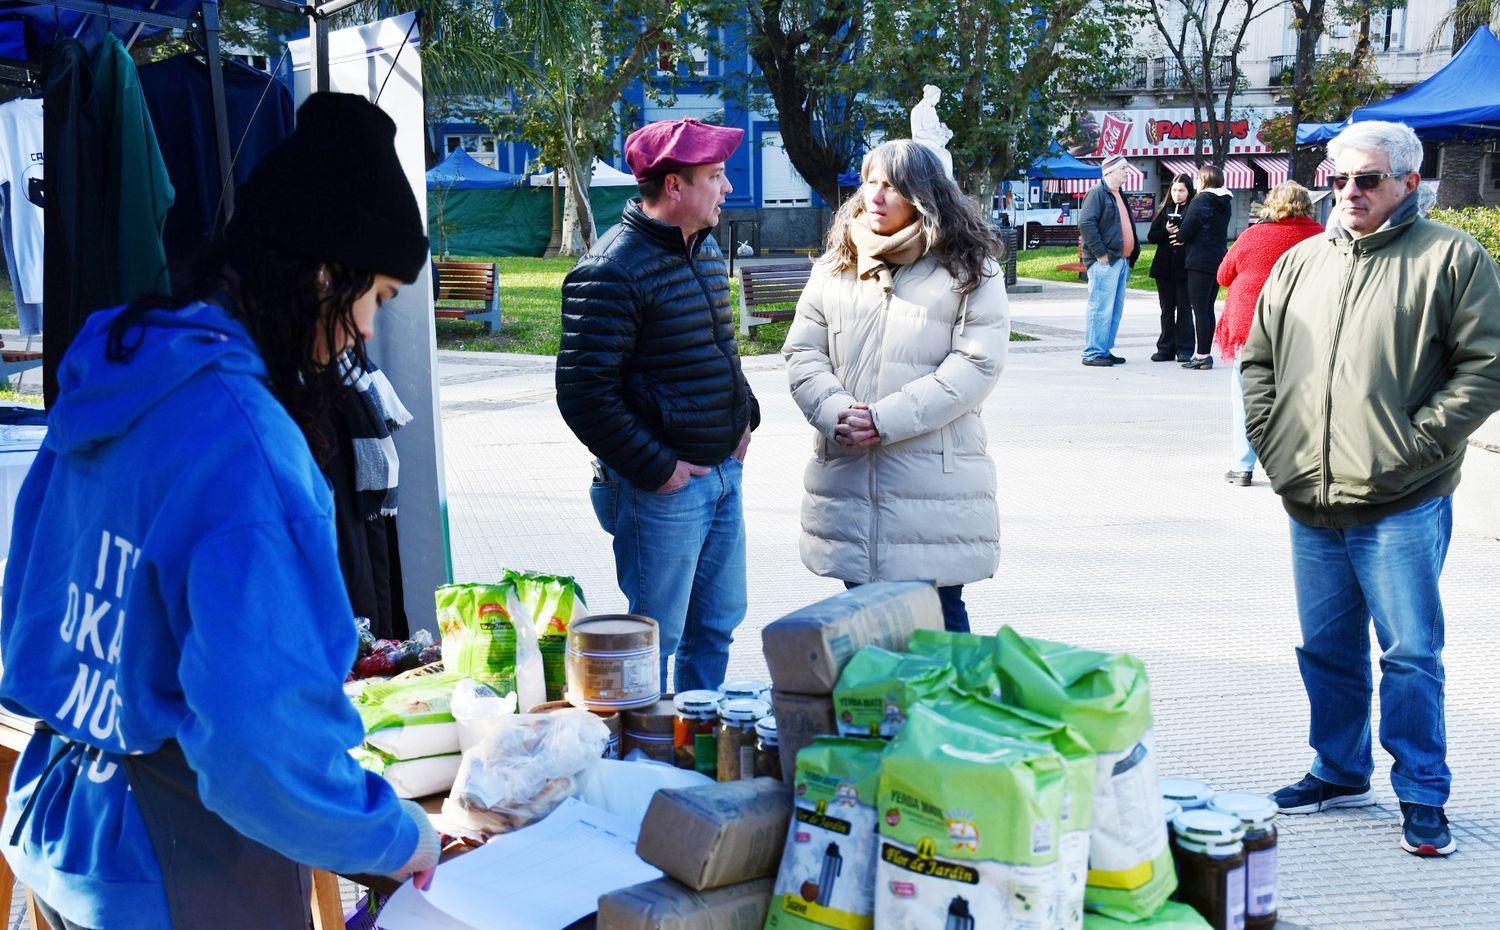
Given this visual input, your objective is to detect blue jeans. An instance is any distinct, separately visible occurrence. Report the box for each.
[591,458,747,693]
[1288,495,1452,806]
[844,581,969,633]
[1229,363,1256,472]
[1082,258,1130,360]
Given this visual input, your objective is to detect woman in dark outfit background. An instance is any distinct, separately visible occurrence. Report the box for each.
[1175,165,1233,370]
[1146,172,1195,363]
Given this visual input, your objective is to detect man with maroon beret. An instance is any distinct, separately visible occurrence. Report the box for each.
[556,118,759,692]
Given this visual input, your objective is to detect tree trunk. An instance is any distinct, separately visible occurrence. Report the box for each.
[1288,0,1327,186]
[556,95,598,257]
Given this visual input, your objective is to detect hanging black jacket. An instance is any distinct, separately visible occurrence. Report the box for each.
[556,201,759,491]
[1178,189,1234,274]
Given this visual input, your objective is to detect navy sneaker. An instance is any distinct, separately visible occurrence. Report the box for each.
[1400,802,1456,856]
[1271,773,1375,814]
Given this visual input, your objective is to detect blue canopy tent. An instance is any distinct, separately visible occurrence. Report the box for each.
[1025,146,1101,180]
[1296,122,1345,145]
[426,148,524,190]
[1346,26,1500,141]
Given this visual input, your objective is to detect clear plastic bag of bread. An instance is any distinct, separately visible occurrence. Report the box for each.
[442,709,609,838]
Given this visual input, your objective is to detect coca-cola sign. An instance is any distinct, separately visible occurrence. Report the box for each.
[1074,107,1288,157]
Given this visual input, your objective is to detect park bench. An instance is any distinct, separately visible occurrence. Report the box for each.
[433,260,501,335]
[0,347,41,382]
[1024,222,1080,249]
[738,260,813,336]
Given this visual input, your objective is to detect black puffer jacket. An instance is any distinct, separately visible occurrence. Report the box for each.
[1178,189,1233,273]
[556,201,759,490]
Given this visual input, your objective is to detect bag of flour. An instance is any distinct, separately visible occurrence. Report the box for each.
[832,647,954,738]
[505,569,589,702]
[764,737,885,930]
[995,627,1175,921]
[925,693,1097,930]
[876,703,1066,930]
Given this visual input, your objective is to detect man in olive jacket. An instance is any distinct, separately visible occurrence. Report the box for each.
[1241,121,1500,858]
[555,119,757,692]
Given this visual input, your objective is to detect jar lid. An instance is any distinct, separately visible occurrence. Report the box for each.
[1161,798,1182,824]
[1208,792,1278,827]
[674,690,723,716]
[1172,809,1246,846]
[1176,835,1245,857]
[720,698,771,723]
[755,715,779,741]
[718,678,769,698]
[1160,777,1215,808]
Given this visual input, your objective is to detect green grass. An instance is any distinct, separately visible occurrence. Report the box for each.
[1015,245,1158,291]
[436,256,1034,356]
[0,265,18,329]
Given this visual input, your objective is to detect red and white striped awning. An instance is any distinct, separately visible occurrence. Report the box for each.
[1160,157,1256,190]
[1251,155,1290,187]
[1043,160,1146,195]
[1313,158,1338,188]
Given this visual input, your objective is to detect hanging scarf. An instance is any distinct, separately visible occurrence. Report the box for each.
[337,350,413,520]
[849,219,926,291]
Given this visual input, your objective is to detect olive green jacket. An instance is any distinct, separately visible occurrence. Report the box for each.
[1241,197,1500,528]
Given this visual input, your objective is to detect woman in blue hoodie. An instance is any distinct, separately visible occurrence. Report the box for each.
[0,94,439,930]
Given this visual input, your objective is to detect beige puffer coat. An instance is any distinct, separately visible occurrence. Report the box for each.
[783,254,1009,586]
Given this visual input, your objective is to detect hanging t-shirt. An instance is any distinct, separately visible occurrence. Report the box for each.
[0,97,44,305]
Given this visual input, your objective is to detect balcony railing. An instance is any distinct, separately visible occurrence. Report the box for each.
[1116,58,1149,90]
[1151,56,1235,89]
[1268,53,1326,87]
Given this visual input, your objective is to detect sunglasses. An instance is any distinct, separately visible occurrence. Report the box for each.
[1328,171,1406,191]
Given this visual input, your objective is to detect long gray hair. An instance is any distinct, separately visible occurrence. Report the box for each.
[821,140,1001,295]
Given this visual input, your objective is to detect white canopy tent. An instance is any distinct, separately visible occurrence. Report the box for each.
[528,159,639,187]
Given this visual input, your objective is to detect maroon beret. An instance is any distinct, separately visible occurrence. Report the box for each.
[624,118,744,181]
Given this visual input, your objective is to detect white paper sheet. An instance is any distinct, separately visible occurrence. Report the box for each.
[376,797,662,930]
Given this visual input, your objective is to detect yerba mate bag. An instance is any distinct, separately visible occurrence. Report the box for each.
[765,737,885,930]
[925,693,1097,930]
[435,582,545,710]
[906,629,1002,700]
[832,647,954,738]
[505,569,589,702]
[876,704,1066,930]
[995,627,1175,921]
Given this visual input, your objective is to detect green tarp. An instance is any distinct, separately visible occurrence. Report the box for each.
[428,185,638,257]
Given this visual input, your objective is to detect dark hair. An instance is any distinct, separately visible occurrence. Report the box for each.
[106,241,373,462]
[1158,172,1196,219]
[1197,165,1224,189]
[636,165,698,204]
[823,140,1001,295]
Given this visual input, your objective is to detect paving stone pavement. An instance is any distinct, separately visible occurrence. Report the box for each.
[11,279,1491,929]
[437,276,1500,930]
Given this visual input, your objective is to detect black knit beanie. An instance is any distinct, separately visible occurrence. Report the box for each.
[226,92,429,284]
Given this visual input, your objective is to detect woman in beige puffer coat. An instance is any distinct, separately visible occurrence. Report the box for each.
[783,139,1009,631]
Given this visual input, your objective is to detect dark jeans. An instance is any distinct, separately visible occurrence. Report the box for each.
[1186,269,1219,355]
[844,581,970,633]
[1154,276,1193,358]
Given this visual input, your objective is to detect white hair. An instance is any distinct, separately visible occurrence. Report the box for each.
[1328,120,1424,176]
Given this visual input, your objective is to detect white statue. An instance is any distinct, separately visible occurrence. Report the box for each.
[910,84,955,177]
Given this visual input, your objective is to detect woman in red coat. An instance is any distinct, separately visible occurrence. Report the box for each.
[1215,181,1323,486]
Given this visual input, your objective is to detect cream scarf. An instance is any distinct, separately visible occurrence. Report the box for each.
[850,219,926,291]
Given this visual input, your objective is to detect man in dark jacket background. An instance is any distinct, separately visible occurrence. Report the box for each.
[1078,154,1141,367]
[555,118,757,692]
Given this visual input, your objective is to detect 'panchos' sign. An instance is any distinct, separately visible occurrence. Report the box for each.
[1071,107,1289,158]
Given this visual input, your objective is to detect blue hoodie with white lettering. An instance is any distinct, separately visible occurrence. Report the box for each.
[0,301,417,929]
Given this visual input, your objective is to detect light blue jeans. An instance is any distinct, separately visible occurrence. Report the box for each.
[1229,363,1256,473]
[590,458,747,693]
[1083,258,1130,361]
[1289,495,1452,806]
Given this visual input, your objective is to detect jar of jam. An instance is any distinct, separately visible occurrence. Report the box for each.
[1161,776,1215,811]
[674,690,722,776]
[1209,793,1278,930]
[753,715,780,779]
[717,698,770,781]
[1171,810,1246,930]
[718,678,770,703]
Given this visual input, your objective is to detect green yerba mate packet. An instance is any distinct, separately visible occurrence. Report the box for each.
[831,647,954,738]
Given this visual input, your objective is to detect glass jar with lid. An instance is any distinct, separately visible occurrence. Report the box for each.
[718,679,770,703]
[673,690,722,775]
[753,715,780,779]
[1170,810,1246,930]
[1160,776,1215,811]
[1208,792,1277,930]
[717,698,771,781]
